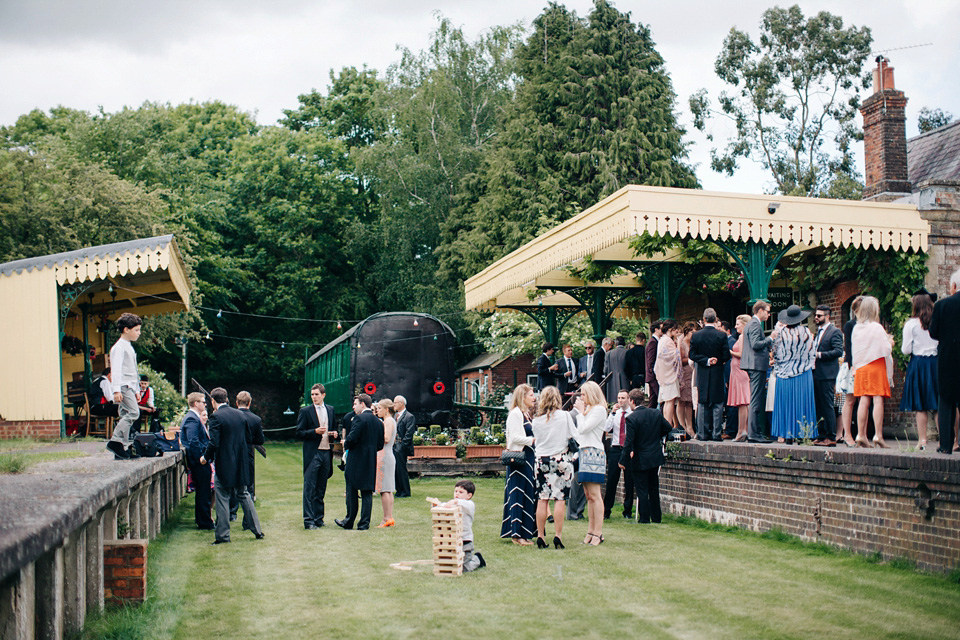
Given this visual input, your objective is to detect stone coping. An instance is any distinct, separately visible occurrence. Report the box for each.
[0,446,181,583]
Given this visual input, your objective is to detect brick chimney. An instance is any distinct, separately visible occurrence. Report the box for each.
[860,57,911,201]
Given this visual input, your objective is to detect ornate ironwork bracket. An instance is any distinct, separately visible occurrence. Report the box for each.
[58,282,97,337]
[616,262,701,320]
[502,305,582,347]
[559,287,640,343]
[713,239,794,305]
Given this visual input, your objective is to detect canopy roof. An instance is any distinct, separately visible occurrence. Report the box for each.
[465,185,928,311]
[0,235,191,315]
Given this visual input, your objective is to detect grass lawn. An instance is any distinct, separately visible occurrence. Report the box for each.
[77,443,960,640]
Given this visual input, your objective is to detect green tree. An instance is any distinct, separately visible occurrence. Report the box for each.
[440,0,698,284]
[689,5,872,196]
[917,107,954,134]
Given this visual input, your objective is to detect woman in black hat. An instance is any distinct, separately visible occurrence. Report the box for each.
[771,305,817,443]
[899,290,938,450]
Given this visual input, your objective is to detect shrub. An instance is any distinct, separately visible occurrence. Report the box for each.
[435,433,449,446]
[138,363,181,428]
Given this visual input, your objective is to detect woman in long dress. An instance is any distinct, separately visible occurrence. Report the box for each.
[531,386,577,549]
[852,296,895,448]
[654,320,683,433]
[374,399,396,527]
[899,291,938,450]
[678,322,696,436]
[771,305,816,442]
[574,381,607,546]
[728,314,752,441]
[500,383,537,545]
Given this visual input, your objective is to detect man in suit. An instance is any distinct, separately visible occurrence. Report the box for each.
[689,309,732,441]
[181,392,213,530]
[619,388,673,523]
[625,332,646,390]
[393,395,416,497]
[536,343,558,391]
[201,387,263,543]
[811,305,844,446]
[336,394,384,530]
[604,337,629,403]
[930,268,960,455]
[645,321,662,409]
[578,341,599,385]
[603,389,634,519]
[740,301,778,443]
[230,391,265,521]
[297,383,338,529]
[555,344,578,398]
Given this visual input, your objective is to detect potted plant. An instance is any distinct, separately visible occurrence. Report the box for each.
[413,426,458,458]
[465,427,505,459]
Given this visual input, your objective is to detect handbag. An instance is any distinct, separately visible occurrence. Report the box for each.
[499,449,525,468]
[565,413,580,453]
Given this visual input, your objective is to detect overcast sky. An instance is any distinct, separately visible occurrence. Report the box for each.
[1,0,957,194]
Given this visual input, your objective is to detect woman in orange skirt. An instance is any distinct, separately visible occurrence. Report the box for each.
[851,296,895,448]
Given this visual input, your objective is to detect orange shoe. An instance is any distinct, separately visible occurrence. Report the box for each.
[376,519,395,528]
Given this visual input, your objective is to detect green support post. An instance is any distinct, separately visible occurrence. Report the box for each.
[562,287,639,343]
[627,263,698,320]
[504,305,582,347]
[714,239,794,305]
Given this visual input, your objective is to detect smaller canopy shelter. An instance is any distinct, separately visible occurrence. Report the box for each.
[464,185,929,342]
[0,235,191,437]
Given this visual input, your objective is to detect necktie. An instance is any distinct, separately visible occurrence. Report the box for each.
[815,327,824,351]
[566,358,572,378]
[619,410,626,446]
[587,355,592,377]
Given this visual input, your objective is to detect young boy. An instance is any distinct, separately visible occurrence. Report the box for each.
[433,480,485,571]
[107,313,143,460]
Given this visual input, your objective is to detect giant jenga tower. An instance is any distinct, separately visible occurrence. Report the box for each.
[430,502,463,577]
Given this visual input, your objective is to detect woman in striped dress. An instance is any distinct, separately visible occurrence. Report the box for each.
[771,305,817,442]
[500,383,537,545]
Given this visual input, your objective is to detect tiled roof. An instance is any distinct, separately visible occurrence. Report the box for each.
[907,119,960,186]
[456,352,507,373]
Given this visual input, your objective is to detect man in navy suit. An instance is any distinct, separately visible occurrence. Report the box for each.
[296,383,338,529]
[619,388,673,523]
[336,394,384,530]
[689,309,731,441]
[181,392,213,530]
[930,269,960,454]
[811,306,844,446]
[537,343,558,391]
[393,395,416,498]
[555,344,578,398]
[201,387,264,543]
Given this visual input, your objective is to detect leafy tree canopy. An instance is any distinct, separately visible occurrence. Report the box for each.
[917,107,954,134]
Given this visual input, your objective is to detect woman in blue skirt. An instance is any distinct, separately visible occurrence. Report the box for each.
[772,305,817,442]
[573,381,607,546]
[501,383,537,545]
[900,290,939,450]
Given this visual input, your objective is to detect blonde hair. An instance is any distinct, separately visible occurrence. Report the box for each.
[856,296,880,324]
[579,381,605,408]
[377,398,395,416]
[536,386,562,419]
[509,384,533,411]
[736,314,751,327]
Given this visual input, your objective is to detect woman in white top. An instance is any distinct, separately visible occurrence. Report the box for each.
[500,384,537,546]
[531,386,577,549]
[573,381,607,546]
[899,290,939,450]
[654,320,683,430]
[851,296,895,448]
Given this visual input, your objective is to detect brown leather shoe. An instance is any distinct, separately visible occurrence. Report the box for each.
[721,434,733,440]
[814,439,836,447]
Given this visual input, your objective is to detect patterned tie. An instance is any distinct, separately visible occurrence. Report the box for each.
[619,410,626,446]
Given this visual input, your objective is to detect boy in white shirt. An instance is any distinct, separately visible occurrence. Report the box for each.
[431,480,485,571]
[107,313,143,460]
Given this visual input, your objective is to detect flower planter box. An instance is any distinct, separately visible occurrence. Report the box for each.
[465,445,505,459]
[413,445,458,459]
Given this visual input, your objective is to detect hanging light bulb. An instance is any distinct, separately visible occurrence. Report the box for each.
[337,321,342,330]
[217,309,222,318]
[281,342,285,349]
[205,332,211,339]
[413,318,419,327]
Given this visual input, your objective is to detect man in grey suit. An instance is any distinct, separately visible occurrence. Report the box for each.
[811,305,844,446]
[393,395,416,497]
[604,336,629,403]
[740,300,778,443]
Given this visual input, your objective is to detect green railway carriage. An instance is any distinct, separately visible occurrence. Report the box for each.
[303,312,456,425]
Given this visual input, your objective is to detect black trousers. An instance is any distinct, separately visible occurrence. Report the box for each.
[395,451,411,497]
[632,466,662,523]
[647,381,660,409]
[344,483,373,530]
[302,450,332,527]
[603,446,634,517]
[938,398,959,453]
[190,462,214,529]
[814,378,837,440]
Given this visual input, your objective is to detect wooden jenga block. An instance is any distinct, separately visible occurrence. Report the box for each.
[430,502,463,577]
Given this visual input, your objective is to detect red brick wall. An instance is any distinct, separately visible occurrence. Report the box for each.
[0,420,61,439]
[658,442,960,572]
[103,540,147,605]
[491,355,536,389]
[861,88,911,199]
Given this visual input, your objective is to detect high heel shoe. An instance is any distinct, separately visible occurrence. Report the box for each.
[536,537,548,549]
[589,533,604,546]
[872,436,889,449]
[553,536,565,549]
[855,437,872,448]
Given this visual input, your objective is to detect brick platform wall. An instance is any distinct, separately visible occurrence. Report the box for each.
[103,540,147,605]
[0,420,60,439]
[656,442,960,572]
